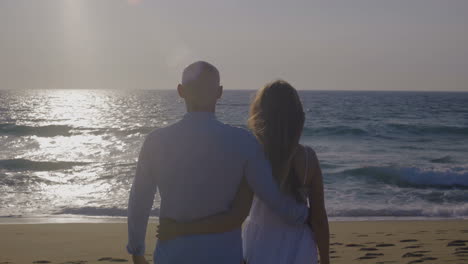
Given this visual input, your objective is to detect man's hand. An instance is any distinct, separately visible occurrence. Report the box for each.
[157,217,184,241]
[132,255,149,264]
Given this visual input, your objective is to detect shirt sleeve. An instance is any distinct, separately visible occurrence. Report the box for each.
[244,138,308,225]
[126,134,158,256]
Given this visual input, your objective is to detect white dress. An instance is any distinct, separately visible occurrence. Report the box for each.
[243,149,318,264]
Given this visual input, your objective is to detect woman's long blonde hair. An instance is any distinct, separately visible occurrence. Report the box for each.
[248,80,305,201]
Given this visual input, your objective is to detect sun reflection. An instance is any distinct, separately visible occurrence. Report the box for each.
[40,90,111,128]
[1,90,172,217]
[29,135,112,162]
[13,90,148,166]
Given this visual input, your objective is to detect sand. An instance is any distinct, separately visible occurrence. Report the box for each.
[0,220,467,264]
[328,220,468,264]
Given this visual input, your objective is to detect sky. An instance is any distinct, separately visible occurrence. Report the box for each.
[1,0,467,91]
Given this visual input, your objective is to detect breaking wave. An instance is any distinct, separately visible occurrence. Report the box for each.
[341,166,468,188]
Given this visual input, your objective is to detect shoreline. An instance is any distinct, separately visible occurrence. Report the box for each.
[0,215,467,224]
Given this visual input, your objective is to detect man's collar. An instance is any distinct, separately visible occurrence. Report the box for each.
[183,112,216,120]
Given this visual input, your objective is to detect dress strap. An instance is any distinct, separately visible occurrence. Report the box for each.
[303,147,309,186]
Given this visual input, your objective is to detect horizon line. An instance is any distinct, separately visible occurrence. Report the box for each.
[1,88,468,93]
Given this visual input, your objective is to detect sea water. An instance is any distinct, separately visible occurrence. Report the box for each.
[1,89,467,222]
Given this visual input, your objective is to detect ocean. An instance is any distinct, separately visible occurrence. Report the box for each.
[1,89,467,222]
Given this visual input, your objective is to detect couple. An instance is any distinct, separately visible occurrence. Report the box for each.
[126,61,329,264]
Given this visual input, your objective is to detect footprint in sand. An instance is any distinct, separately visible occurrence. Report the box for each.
[402,252,425,258]
[356,256,376,260]
[346,243,364,247]
[403,245,421,249]
[454,250,468,257]
[33,261,51,264]
[447,240,468,247]
[365,253,383,257]
[98,258,128,262]
[408,259,435,264]
[360,247,378,251]
[407,256,437,263]
[400,239,418,243]
[376,243,395,247]
[330,242,343,246]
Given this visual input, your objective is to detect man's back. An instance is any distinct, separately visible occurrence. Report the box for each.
[153,112,256,221]
[127,112,263,263]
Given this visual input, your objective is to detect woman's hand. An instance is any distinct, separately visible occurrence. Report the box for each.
[157,218,184,241]
[132,255,149,264]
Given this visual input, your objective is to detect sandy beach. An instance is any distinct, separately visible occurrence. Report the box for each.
[0,220,467,264]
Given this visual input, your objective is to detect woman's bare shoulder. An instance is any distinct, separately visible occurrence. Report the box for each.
[292,145,314,175]
[293,144,320,185]
[292,144,306,166]
[294,144,317,162]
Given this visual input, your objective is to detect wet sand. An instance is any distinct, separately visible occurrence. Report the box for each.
[0,220,467,264]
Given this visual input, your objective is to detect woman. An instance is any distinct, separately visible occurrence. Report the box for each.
[158,80,329,264]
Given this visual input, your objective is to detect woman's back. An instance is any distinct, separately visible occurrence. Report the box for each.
[248,145,312,224]
[243,145,318,264]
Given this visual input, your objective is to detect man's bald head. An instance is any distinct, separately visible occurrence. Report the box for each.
[182,61,220,86]
[178,61,223,112]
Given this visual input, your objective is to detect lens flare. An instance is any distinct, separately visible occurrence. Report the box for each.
[128,0,142,5]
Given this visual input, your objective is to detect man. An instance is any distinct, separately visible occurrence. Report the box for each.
[127,61,308,264]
